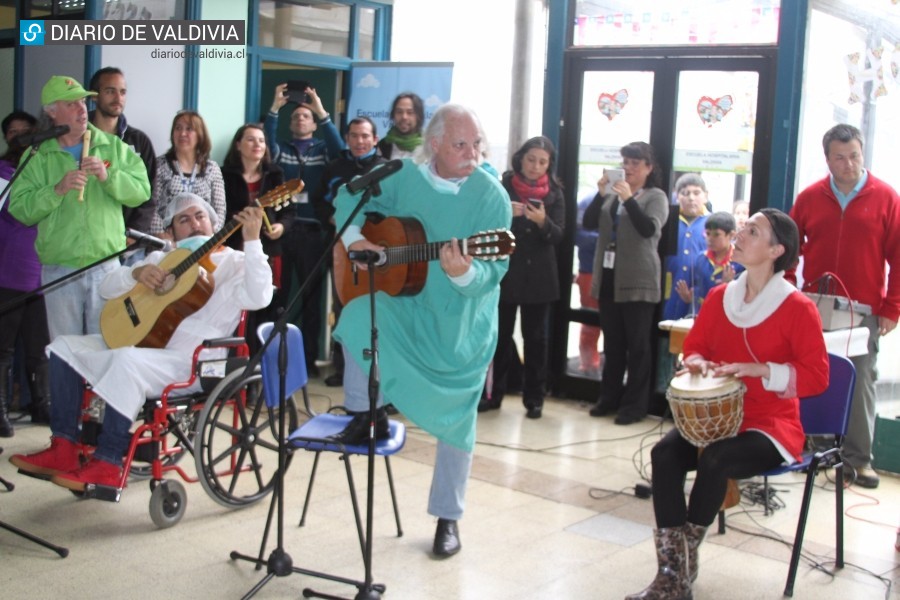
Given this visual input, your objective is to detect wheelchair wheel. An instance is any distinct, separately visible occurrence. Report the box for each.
[194,369,297,508]
[149,479,187,529]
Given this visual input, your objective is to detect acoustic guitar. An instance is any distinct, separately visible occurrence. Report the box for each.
[100,179,302,349]
[334,215,515,305]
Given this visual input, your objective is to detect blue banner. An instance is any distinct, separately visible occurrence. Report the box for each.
[347,62,453,134]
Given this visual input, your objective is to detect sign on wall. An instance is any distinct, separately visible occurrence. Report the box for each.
[347,62,453,135]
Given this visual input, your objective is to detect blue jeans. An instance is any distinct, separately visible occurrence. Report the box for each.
[42,261,119,339]
[342,348,473,520]
[48,354,132,466]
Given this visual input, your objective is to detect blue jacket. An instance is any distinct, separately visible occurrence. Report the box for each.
[263,111,344,224]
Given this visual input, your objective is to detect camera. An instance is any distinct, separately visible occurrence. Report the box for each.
[285,80,311,104]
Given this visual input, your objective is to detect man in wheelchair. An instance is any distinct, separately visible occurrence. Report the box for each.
[10,193,273,492]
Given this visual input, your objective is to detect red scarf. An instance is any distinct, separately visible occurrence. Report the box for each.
[510,173,550,202]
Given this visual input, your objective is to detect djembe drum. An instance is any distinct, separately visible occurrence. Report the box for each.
[667,372,746,509]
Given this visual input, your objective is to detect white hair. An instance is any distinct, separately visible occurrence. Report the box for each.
[413,103,483,165]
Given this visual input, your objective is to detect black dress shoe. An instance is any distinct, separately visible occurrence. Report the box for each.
[432,518,461,558]
[614,413,643,425]
[323,372,343,387]
[589,402,615,417]
[328,408,390,445]
[525,407,542,419]
[477,398,501,413]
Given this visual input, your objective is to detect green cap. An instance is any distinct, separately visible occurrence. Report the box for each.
[41,75,97,106]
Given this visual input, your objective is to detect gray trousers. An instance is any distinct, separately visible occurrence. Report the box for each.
[844,315,880,469]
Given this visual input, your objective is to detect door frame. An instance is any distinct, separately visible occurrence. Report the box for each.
[552,45,778,404]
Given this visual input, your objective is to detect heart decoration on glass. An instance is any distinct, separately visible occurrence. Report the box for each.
[598,89,629,120]
[696,95,733,127]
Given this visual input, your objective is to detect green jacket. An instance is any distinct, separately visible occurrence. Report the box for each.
[10,123,150,268]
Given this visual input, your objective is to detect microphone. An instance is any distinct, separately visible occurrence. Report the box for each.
[347,250,387,267]
[345,159,403,194]
[15,125,71,147]
[126,228,173,252]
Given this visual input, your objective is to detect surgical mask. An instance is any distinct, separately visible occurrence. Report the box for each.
[176,235,211,253]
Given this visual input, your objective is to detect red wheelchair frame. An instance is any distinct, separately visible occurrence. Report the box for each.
[71,312,297,528]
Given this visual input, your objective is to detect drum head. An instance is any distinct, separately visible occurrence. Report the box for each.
[667,372,741,399]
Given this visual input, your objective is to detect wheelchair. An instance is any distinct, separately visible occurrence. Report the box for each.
[69,313,299,528]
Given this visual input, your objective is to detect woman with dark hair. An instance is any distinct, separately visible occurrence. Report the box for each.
[0,110,50,433]
[150,110,225,235]
[478,136,565,418]
[222,123,286,351]
[627,208,828,600]
[585,141,669,424]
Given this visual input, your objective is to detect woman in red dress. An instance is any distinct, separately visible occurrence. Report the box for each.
[627,209,829,600]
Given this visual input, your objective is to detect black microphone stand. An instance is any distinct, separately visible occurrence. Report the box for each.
[0,237,159,317]
[231,181,386,600]
[0,447,69,558]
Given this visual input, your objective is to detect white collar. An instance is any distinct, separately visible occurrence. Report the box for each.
[723,270,797,328]
[419,162,468,195]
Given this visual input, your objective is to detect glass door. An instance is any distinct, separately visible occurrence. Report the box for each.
[553,49,776,405]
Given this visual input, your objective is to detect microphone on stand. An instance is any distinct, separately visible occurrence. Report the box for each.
[345,159,403,194]
[125,228,174,252]
[15,125,71,147]
[347,249,387,267]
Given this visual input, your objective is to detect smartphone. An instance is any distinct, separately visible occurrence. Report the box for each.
[285,80,311,104]
[527,198,543,208]
[605,168,625,194]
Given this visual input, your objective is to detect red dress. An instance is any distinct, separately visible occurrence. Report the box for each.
[682,285,829,460]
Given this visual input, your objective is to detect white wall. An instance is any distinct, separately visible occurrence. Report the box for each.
[198,1,249,164]
[95,44,185,158]
[390,0,546,173]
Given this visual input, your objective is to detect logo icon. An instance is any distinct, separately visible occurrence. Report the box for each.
[20,20,45,46]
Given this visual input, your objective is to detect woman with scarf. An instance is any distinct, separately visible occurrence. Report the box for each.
[478,136,565,419]
[627,208,828,600]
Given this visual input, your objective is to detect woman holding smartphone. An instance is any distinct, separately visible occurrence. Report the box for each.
[584,142,669,424]
[479,136,565,419]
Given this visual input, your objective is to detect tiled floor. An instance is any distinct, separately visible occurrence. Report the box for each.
[1,379,898,599]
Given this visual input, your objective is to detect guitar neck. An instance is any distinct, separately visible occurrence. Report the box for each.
[170,218,241,277]
[383,239,463,265]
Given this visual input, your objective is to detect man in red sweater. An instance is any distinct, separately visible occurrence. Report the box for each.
[790,123,900,489]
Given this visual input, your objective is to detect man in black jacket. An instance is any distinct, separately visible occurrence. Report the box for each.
[315,116,387,386]
[89,67,156,242]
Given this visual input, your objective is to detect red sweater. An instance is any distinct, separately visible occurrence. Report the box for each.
[789,173,900,322]
[683,286,829,460]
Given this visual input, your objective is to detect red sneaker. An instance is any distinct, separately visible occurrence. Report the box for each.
[51,458,123,492]
[9,437,82,478]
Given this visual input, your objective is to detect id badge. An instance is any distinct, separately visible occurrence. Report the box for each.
[292,191,309,204]
[603,249,616,269]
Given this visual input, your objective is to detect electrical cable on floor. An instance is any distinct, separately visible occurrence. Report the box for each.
[723,504,894,599]
[739,481,787,513]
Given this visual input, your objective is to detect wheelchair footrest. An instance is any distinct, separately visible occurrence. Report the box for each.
[81,483,122,503]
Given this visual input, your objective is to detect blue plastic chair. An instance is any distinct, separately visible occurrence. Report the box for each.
[717,353,856,597]
[256,323,405,558]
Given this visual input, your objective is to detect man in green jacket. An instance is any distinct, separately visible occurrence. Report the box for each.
[10,75,150,339]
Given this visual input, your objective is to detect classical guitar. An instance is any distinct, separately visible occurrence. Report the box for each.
[100,179,302,349]
[334,215,515,305]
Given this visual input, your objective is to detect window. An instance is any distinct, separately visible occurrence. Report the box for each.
[258,0,352,57]
[573,0,781,47]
